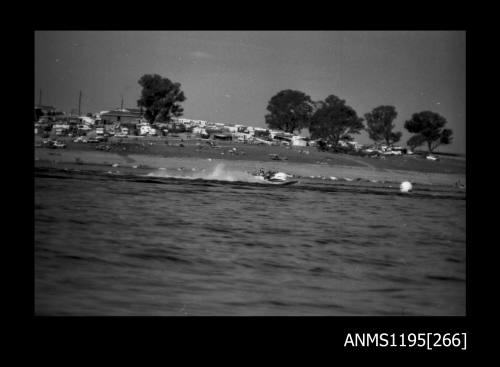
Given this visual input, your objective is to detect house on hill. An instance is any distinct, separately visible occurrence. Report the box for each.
[34,105,64,122]
[100,108,142,124]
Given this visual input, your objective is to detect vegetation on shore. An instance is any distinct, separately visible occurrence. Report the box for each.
[309,95,364,147]
[264,90,313,134]
[261,88,454,153]
[364,105,402,146]
[137,74,186,123]
[404,111,453,153]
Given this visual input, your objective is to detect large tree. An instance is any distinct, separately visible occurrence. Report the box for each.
[364,105,402,146]
[137,74,186,123]
[264,89,313,133]
[406,134,426,151]
[404,111,453,153]
[309,95,364,147]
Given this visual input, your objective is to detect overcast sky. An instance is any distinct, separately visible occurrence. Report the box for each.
[34,31,465,153]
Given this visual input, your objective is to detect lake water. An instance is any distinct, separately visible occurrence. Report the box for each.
[35,165,466,315]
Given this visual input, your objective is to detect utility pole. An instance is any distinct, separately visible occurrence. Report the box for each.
[38,89,42,106]
[121,94,124,110]
[78,90,82,116]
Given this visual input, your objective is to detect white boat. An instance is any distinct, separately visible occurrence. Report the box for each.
[263,179,298,185]
[255,171,297,185]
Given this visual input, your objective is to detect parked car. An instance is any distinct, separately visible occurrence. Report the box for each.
[42,139,55,148]
[53,141,66,149]
[383,150,402,156]
[75,136,89,143]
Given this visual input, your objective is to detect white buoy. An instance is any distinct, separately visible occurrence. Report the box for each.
[400,181,413,193]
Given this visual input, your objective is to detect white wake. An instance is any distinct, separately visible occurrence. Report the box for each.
[146,163,266,183]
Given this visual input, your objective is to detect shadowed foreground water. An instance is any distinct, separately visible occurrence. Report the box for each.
[35,167,465,315]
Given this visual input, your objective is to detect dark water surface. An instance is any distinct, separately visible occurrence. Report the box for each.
[35,166,466,315]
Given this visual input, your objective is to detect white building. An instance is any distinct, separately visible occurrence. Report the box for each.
[234,132,253,141]
[138,123,157,136]
[192,127,207,135]
[53,124,70,135]
[53,124,70,130]
[192,119,207,127]
[347,141,363,151]
[224,125,239,133]
[79,116,95,125]
[291,136,308,146]
[268,130,281,139]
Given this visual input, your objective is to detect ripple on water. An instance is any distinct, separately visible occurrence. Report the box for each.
[35,167,466,315]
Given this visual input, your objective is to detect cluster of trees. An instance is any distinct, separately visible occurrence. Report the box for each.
[135,74,453,153]
[264,89,453,153]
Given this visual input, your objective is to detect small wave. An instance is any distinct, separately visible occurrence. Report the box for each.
[365,287,405,293]
[125,251,193,265]
[266,300,290,307]
[309,266,330,274]
[426,275,465,282]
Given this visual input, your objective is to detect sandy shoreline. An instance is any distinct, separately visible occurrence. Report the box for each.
[34,147,465,187]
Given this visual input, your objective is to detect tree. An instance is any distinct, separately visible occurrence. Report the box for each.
[265,90,313,133]
[309,95,364,147]
[406,134,426,151]
[404,111,453,153]
[137,74,186,123]
[364,105,402,146]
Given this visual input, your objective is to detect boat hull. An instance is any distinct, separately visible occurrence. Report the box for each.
[263,180,298,186]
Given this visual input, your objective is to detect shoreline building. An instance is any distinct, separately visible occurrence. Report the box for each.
[100,108,143,124]
[34,105,65,122]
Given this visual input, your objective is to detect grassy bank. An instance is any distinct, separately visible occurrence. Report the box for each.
[35,135,466,175]
[34,136,466,187]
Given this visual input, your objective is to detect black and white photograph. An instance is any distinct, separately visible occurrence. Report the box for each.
[34,31,466,316]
